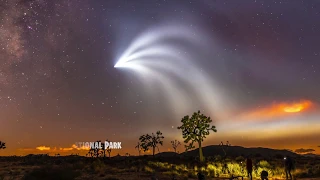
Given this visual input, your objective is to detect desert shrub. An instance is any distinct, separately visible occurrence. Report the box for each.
[314,169,320,176]
[258,160,272,169]
[207,163,221,177]
[235,156,245,162]
[206,156,215,161]
[227,162,246,176]
[214,155,222,161]
[73,161,85,170]
[163,170,179,176]
[175,164,188,172]
[90,159,106,173]
[187,171,196,178]
[22,166,80,180]
[143,166,154,173]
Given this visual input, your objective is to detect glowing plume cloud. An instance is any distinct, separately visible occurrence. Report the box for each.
[238,100,314,122]
[114,23,232,119]
[283,100,313,113]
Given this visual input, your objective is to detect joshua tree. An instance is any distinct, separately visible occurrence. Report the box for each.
[139,131,164,156]
[100,139,110,158]
[88,140,102,157]
[106,146,111,157]
[171,140,181,153]
[0,141,6,149]
[135,142,142,156]
[102,139,112,157]
[99,139,112,157]
[88,149,94,157]
[177,110,217,162]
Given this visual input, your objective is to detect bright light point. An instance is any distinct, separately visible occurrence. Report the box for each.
[114,60,127,68]
[114,60,137,69]
[114,60,123,68]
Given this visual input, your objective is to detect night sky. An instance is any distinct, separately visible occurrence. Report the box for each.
[1,0,320,156]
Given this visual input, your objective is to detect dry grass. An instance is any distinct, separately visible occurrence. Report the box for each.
[0,155,319,180]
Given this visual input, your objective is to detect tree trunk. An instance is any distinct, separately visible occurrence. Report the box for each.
[152,146,155,156]
[198,141,204,162]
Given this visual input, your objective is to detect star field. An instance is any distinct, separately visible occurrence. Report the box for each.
[0,0,320,155]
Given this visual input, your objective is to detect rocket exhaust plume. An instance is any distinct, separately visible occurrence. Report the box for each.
[114,23,232,118]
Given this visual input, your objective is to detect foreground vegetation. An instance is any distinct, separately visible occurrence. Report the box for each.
[1,111,319,179]
[0,154,319,180]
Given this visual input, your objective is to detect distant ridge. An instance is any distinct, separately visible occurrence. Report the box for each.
[156,145,299,158]
[302,153,320,158]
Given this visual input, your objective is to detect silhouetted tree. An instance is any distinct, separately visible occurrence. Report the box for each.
[101,139,111,158]
[101,143,106,158]
[88,149,94,157]
[106,144,112,158]
[139,131,164,156]
[135,142,142,156]
[0,141,6,149]
[177,110,217,162]
[171,140,181,153]
[88,140,103,157]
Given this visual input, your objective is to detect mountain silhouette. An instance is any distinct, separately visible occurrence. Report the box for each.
[156,145,299,158]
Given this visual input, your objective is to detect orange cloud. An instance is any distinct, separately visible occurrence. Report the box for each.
[57,144,90,151]
[72,144,90,150]
[23,144,91,153]
[283,100,313,113]
[36,146,50,151]
[241,100,314,120]
[14,143,132,156]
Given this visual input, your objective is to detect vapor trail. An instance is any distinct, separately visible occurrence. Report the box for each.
[114,23,231,119]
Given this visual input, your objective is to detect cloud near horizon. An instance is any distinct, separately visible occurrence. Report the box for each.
[239,100,314,121]
[19,144,154,154]
[294,148,315,154]
[20,144,90,152]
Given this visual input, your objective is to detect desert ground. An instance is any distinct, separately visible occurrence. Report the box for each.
[0,153,319,180]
